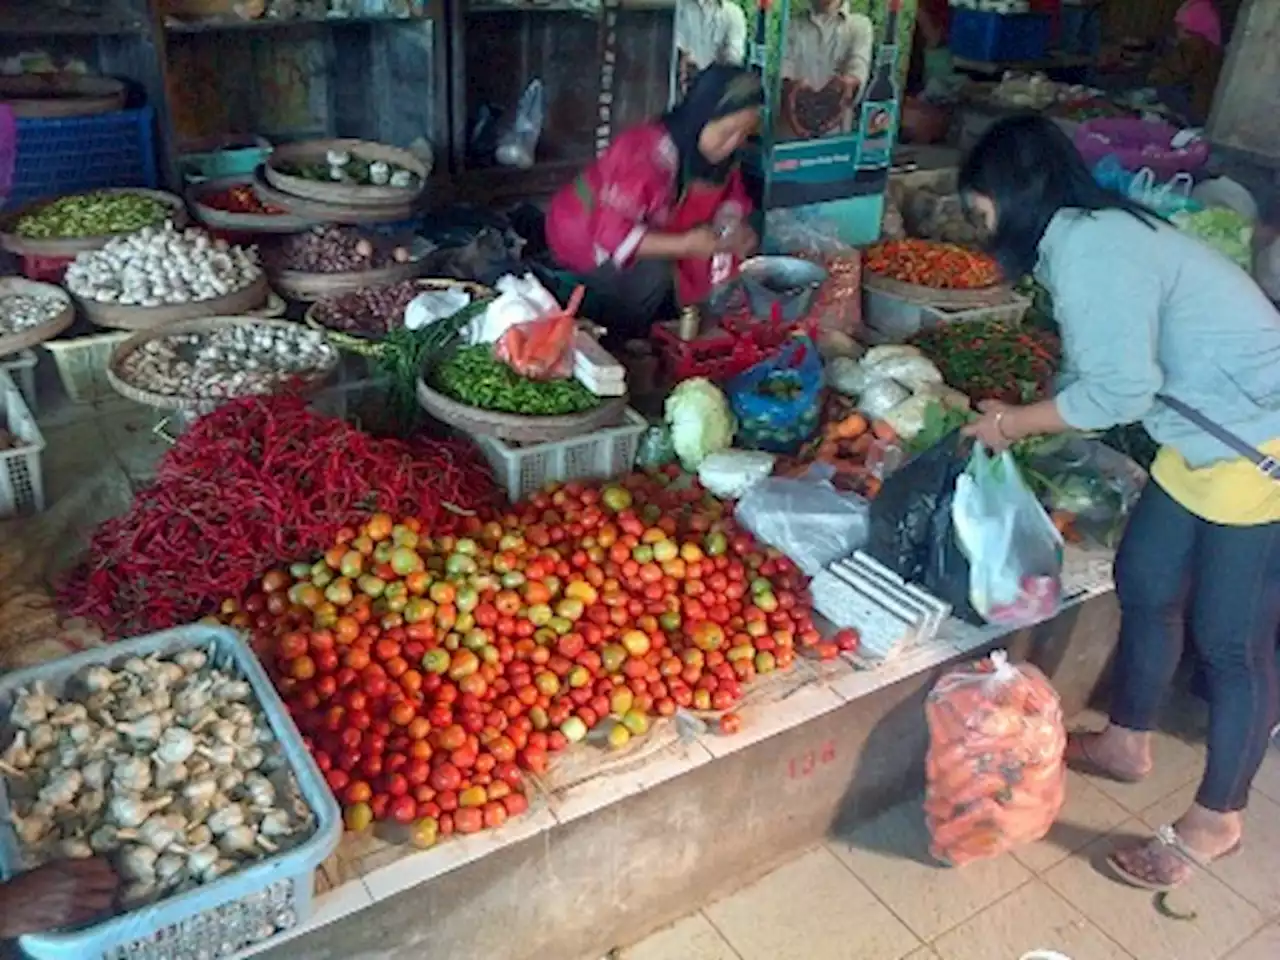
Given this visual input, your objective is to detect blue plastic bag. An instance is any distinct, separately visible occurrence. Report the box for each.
[726,336,822,454]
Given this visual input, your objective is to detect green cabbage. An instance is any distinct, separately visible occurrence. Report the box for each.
[1172,207,1254,270]
[664,378,736,471]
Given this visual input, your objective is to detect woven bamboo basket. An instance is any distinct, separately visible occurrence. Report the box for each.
[265,140,429,207]
[0,74,127,119]
[106,315,340,414]
[416,378,628,444]
[77,273,270,332]
[0,189,189,259]
[250,168,417,225]
[862,270,1012,309]
[0,278,75,358]
[270,237,436,303]
[305,278,494,359]
[186,176,320,234]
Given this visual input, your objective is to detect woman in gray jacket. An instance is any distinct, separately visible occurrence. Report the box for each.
[958,115,1280,891]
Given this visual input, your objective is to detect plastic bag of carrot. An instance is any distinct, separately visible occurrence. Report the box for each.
[924,651,1066,868]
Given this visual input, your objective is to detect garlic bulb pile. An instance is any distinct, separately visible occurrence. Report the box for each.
[64,224,263,307]
[117,324,336,399]
[1,649,315,908]
[0,292,66,334]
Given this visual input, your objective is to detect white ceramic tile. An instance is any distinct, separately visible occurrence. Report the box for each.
[623,912,742,960]
[1139,783,1280,916]
[545,737,715,824]
[234,875,374,959]
[1012,772,1132,874]
[1066,717,1204,814]
[1223,921,1280,960]
[1251,745,1280,805]
[932,880,1132,960]
[903,949,941,960]
[360,805,558,903]
[705,847,920,960]
[828,801,1032,941]
[1042,819,1263,960]
[699,680,845,759]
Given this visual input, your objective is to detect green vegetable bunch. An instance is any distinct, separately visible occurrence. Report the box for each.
[431,345,600,417]
[15,192,169,239]
[378,300,491,432]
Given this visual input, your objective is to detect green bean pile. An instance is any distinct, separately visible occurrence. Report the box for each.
[14,192,170,239]
[432,345,600,416]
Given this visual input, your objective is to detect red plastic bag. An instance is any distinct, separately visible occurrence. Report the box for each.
[494,286,583,380]
[924,651,1065,867]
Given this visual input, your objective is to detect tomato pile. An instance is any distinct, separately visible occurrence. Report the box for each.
[228,472,831,846]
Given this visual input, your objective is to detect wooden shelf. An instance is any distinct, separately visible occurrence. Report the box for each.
[0,13,148,36]
[164,13,432,34]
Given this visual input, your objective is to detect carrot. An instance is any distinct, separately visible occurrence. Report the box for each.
[871,420,899,443]
[831,414,867,439]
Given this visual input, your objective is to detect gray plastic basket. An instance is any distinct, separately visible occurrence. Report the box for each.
[0,624,342,960]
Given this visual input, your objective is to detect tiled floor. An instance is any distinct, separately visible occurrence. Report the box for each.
[615,710,1280,960]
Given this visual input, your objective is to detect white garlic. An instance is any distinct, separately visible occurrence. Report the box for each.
[207,804,244,836]
[108,793,171,829]
[157,727,196,765]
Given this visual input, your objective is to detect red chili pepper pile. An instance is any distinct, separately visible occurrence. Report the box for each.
[199,184,287,216]
[864,238,1001,290]
[59,396,499,637]
[911,319,1061,404]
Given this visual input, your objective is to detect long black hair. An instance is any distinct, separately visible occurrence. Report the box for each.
[663,65,763,187]
[959,113,1159,280]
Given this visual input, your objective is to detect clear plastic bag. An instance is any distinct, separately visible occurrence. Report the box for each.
[925,651,1066,868]
[953,446,1064,627]
[697,450,776,500]
[735,465,870,575]
[496,78,546,170]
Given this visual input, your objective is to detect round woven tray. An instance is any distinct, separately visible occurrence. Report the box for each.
[416,378,628,444]
[265,139,429,207]
[107,315,340,414]
[305,278,494,358]
[77,273,270,332]
[186,176,320,235]
[0,277,75,359]
[250,167,417,225]
[862,270,1012,309]
[0,74,127,118]
[270,237,435,303]
[0,189,189,259]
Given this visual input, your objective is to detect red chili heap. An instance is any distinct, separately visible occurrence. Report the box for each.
[864,238,1001,290]
[60,396,498,637]
[198,183,287,216]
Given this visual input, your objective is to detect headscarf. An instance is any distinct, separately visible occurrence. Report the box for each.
[1175,0,1222,48]
[663,64,763,186]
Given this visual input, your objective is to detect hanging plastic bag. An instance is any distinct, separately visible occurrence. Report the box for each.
[865,431,980,623]
[493,286,582,380]
[736,465,870,575]
[726,336,823,454]
[925,651,1066,868]
[953,446,1064,627]
[0,105,15,206]
[496,78,545,170]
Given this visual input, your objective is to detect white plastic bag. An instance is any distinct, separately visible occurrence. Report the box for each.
[736,465,870,575]
[697,450,776,500]
[497,79,546,170]
[403,288,473,331]
[952,446,1063,626]
[469,272,560,344]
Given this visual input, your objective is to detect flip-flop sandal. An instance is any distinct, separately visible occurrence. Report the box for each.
[1064,733,1148,784]
[1105,824,1242,893]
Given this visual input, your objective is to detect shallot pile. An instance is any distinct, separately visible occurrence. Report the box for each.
[265,226,413,274]
[64,224,262,307]
[0,292,65,334]
[309,278,424,336]
[0,649,314,908]
[59,395,500,636]
[117,325,336,400]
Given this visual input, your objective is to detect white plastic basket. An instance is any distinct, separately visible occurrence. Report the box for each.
[0,624,342,960]
[0,369,45,518]
[863,287,1031,344]
[474,408,648,502]
[43,331,130,405]
[0,348,38,412]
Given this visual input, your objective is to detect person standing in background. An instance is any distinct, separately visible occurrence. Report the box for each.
[674,0,748,97]
[907,0,948,95]
[1149,0,1225,124]
[779,0,874,138]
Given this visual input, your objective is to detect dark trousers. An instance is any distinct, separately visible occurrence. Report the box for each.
[580,259,676,346]
[1110,482,1280,812]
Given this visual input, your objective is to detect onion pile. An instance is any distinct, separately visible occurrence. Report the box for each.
[64,224,262,307]
[265,226,413,274]
[309,279,424,336]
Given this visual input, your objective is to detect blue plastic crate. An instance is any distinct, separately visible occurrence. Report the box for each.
[7,107,158,209]
[949,11,1052,63]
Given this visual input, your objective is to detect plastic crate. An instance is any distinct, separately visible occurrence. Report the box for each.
[7,107,158,209]
[0,624,342,960]
[17,253,75,284]
[0,370,44,517]
[863,287,1031,344]
[42,330,130,404]
[0,349,38,412]
[474,408,648,503]
[949,11,1051,62]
